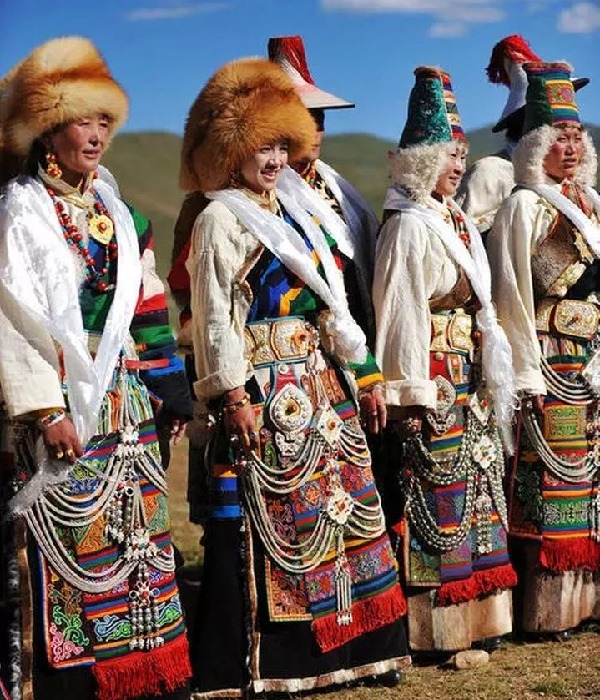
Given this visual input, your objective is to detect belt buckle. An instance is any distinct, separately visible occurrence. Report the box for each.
[448,312,473,353]
[553,299,599,340]
[245,323,276,366]
[430,315,450,352]
[271,319,309,361]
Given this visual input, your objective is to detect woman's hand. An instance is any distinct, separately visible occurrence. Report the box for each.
[42,418,83,463]
[168,418,188,445]
[359,384,387,435]
[223,387,259,471]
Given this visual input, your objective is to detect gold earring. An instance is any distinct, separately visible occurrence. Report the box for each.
[45,151,62,179]
[229,170,240,188]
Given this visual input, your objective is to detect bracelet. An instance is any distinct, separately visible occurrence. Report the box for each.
[357,382,384,401]
[36,410,66,430]
[222,393,251,414]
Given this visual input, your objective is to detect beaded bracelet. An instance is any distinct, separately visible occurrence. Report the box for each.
[36,409,66,430]
[222,393,251,415]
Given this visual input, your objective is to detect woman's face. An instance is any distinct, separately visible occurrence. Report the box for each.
[48,114,110,186]
[239,141,289,194]
[543,124,584,182]
[434,142,467,198]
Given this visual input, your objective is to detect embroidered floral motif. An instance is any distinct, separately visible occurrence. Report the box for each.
[49,623,85,663]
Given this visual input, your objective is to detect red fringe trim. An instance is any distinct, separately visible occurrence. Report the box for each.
[539,537,600,574]
[312,584,407,654]
[92,635,191,700]
[436,564,517,607]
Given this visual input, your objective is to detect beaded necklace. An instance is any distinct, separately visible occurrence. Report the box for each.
[303,165,317,189]
[449,206,471,249]
[47,186,117,293]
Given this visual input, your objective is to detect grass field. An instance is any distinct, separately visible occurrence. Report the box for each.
[166,439,600,700]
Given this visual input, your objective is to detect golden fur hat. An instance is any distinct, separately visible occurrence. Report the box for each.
[179,57,316,192]
[0,36,128,162]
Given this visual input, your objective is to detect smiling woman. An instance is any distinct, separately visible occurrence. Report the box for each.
[181,56,409,698]
[238,141,290,191]
[0,36,193,700]
[373,65,517,656]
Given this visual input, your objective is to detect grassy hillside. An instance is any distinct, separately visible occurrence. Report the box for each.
[103,126,600,280]
[103,131,184,276]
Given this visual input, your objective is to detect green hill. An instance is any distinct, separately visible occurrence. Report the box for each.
[103,126,600,280]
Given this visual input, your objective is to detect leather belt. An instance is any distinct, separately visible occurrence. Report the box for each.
[123,358,170,371]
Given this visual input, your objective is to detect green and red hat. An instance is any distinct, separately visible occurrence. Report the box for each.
[522,62,580,134]
[399,67,465,148]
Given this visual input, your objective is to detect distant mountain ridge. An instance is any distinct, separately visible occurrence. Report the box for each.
[103,126,600,280]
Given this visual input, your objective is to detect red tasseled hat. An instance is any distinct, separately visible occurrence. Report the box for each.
[486,34,541,86]
[268,35,354,110]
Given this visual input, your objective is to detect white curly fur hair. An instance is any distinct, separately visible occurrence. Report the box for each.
[513,124,597,187]
[388,140,469,203]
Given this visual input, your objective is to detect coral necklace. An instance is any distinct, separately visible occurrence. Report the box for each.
[47,186,118,293]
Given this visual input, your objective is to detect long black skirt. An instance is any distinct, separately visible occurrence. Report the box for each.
[189,516,409,698]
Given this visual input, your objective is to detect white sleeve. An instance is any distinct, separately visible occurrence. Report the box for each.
[373,212,438,409]
[487,191,547,395]
[186,203,254,400]
[455,157,515,234]
[0,281,64,417]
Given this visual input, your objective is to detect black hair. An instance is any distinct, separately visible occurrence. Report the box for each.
[309,108,326,132]
[24,138,47,177]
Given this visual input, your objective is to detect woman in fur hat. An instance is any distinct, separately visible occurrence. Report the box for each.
[181,57,409,698]
[487,61,600,638]
[373,67,518,655]
[0,37,193,700]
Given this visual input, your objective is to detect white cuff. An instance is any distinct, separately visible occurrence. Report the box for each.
[193,361,253,400]
[385,378,438,409]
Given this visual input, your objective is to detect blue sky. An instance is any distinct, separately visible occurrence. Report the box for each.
[1,0,598,142]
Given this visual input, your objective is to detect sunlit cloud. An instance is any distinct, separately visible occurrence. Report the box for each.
[126,2,230,21]
[321,0,507,36]
[558,2,600,33]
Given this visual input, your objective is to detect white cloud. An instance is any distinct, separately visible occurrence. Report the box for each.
[321,0,507,35]
[430,21,468,37]
[558,2,600,33]
[126,2,230,21]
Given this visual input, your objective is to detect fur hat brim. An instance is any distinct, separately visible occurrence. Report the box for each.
[180,58,316,193]
[0,36,128,160]
[513,124,597,188]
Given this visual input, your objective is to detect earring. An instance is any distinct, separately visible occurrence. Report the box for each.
[45,151,62,179]
[229,170,240,189]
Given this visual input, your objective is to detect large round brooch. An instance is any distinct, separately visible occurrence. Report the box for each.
[269,383,313,434]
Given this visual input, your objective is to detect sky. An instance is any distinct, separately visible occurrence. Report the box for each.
[1,0,598,142]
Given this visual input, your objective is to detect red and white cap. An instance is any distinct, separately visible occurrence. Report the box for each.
[268,35,354,110]
[487,34,542,132]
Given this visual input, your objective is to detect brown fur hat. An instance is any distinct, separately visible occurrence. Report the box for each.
[0,36,128,172]
[180,57,316,192]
